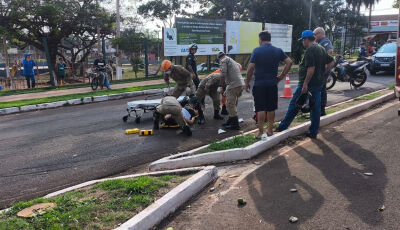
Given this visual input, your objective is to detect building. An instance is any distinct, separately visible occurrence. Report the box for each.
[364,14,398,46]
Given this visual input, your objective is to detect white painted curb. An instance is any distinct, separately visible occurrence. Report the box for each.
[116,166,217,230]
[0,88,165,116]
[149,91,396,171]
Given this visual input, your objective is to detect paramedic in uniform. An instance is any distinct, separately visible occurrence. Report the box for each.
[217,51,245,130]
[161,60,196,98]
[186,44,200,89]
[153,96,193,136]
[195,70,224,120]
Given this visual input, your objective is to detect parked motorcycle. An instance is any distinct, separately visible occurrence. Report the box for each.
[326,55,371,90]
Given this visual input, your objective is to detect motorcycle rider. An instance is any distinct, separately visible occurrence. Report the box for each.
[93,53,111,90]
[186,44,200,89]
[358,42,368,60]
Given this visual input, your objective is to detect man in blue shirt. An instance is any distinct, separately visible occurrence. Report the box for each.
[245,30,292,139]
[22,53,37,88]
[313,27,333,116]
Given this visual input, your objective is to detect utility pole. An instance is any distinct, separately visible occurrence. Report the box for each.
[115,0,122,80]
[367,5,372,35]
[308,0,313,29]
[96,0,101,54]
[2,37,10,79]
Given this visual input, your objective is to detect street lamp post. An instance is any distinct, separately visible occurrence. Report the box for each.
[115,0,122,80]
[308,0,313,29]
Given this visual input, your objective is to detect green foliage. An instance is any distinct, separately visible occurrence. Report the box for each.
[203,135,258,153]
[354,92,384,100]
[334,40,342,54]
[130,57,144,78]
[137,0,190,27]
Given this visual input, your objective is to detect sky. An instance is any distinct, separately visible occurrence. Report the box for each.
[360,0,398,15]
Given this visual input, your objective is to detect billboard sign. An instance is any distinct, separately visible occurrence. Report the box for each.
[226,21,263,54]
[162,18,224,56]
[264,23,293,52]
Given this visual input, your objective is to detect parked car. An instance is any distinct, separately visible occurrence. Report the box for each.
[369,42,396,75]
[196,62,220,72]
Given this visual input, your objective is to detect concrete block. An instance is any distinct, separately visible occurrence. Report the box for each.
[0,107,19,115]
[93,95,109,102]
[108,94,125,100]
[20,105,37,112]
[82,97,92,104]
[67,99,82,105]
[143,89,163,95]
[123,91,144,98]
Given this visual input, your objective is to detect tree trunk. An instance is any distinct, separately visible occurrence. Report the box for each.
[224,0,234,20]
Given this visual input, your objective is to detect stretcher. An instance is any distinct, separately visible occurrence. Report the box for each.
[122,96,188,124]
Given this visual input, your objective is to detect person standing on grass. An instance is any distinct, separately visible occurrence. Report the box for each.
[22,53,37,89]
[56,58,67,86]
[245,30,293,139]
[276,30,335,139]
[313,27,333,116]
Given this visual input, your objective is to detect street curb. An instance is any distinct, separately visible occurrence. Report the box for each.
[116,166,217,230]
[149,91,396,171]
[0,88,164,116]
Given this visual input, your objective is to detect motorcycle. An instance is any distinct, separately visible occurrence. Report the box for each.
[326,55,371,90]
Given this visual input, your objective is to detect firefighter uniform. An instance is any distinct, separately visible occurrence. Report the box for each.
[156,96,186,127]
[165,65,196,98]
[195,73,223,120]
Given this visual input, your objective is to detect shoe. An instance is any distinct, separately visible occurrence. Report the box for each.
[321,110,326,116]
[225,116,240,130]
[274,127,286,133]
[182,125,192,136]
[198,116,205,125]
[221,105,228,115]
[222,117,233,127]
[153,111,160,130]
[306,133,317,139]
[213,110,224,120]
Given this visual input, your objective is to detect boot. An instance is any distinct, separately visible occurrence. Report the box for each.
[225,116,240,130]
[153,111,161,130]
[197,107,205,125]
[182,125,192,136]
[213,110,224,120]
[221,105,228,115]
[222,117,233,127]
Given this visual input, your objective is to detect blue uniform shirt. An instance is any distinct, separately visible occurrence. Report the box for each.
[22,59,36,76]
[250,43,288,86]
[319,37,333,52]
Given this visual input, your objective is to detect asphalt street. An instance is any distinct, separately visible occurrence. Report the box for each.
[159,99,400,230]
[0,72,395,208]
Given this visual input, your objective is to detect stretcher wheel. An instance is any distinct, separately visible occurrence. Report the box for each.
[123,115,128,122]
[135,117,141,124]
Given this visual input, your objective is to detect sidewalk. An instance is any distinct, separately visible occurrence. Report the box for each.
[159,100,400,230]
[0,65,299,103]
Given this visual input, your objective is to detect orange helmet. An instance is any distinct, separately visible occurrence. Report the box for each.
[212,69,221,74]
[237,63,242,71]
[161,60,172,72]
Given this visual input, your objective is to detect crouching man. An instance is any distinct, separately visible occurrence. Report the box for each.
[196,70,224,121]
[153,96,194,136]
[161,60,196,98]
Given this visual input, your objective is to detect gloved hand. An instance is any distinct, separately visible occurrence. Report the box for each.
[217,87,223,94]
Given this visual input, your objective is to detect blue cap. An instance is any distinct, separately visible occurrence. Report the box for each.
[299,30,314,41]
[24,53,31,57]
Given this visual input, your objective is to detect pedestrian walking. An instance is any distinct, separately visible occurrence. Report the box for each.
[56,58,67,86]
[245,30,293,139]
[195,70,224,121]
[186,44,200,89]
[276,30,335,138]
[218,51,245,130]
[313,27,333,116]
[22,53,37,89]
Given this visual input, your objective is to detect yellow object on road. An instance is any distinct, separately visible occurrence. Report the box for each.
[140,129,154,136]
[125,128,140,135]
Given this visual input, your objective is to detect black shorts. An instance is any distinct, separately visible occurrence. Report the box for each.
[252,85,278,112]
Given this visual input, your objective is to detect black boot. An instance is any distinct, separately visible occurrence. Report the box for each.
[225,116,240,130]
[153,111,160,130]
[197,105,205,125]
[222,117,233,127]
[221,105,228,115]
[182,125,192,136]
[213,110,224,120]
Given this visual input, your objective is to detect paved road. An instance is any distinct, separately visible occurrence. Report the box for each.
[0,72,394,208]
[159,99,400,230]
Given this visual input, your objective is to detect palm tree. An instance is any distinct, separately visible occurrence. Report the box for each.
[346,0,379,35]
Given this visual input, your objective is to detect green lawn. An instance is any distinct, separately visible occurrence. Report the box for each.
[0,83,175,109]
[354,92,384,101]
[0,175,188,230]
[198,135,258,154]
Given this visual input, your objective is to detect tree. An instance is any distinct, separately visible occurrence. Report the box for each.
[1,0,114,86]
[137,0,190,27]
[394,0,399,8]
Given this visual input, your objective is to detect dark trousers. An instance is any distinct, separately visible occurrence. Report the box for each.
[25,75,35,88]
[193,76,200,90]
[321,84,327,113]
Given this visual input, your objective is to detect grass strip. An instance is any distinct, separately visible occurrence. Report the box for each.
[0,175,188,230]
[198,134,257,154]
[0,83,175,109]
[387,83,395,90]
[354,92,384,101]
